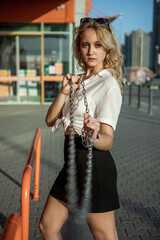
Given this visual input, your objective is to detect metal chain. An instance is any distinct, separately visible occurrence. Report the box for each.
[66,81,78,213]
[76,79,93,224]
[81,80,94,148]
[67,79,93,225]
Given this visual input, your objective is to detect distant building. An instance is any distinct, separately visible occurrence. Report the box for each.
[124,30,152,70]
[124,33,131,67]
[152,0,160,76]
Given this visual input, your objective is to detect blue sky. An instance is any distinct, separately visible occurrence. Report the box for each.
[87,0,154,44]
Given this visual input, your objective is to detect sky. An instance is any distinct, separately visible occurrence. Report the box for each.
[87,0,154,44]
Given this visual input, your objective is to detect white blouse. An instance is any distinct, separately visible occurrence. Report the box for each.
[52,69,122,135]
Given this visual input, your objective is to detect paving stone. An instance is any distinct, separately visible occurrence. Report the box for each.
[133,221,157,230]
[140,237,160,240]
[126,228,151,237]
[118,236,140,240]
[147,229,160,237]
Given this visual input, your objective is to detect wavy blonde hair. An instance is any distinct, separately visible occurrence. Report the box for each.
[73,20,124,92]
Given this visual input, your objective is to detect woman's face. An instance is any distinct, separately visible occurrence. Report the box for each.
[80,28,106,71]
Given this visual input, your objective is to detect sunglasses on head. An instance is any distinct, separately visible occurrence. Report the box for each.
[80,17,110,25]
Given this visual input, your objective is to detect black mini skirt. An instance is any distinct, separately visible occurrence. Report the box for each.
[49,135,120,213]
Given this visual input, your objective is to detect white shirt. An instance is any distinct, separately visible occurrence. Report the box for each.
[52,69,122,135]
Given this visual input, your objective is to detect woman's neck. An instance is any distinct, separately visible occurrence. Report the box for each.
[85,67,104,77]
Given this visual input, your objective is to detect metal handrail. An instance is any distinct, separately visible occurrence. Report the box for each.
[0,213,21,239]
[21,128,41,240]
[1,128,41,240]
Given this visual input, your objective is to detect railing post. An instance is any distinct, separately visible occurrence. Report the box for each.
[148,85,153,115]
[129,83,132,105]
[1,128,41,240]
[33,130,41,201]
[21,128,41,240]
[21,166,32,240]
[1,213,21,240]
[137,84,142,110]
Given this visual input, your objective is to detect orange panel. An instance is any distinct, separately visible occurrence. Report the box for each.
[0,76,63,82]
[55,63,63,74]
[0,76,40,82]
[44,76,63,81]
[0,0,75,23]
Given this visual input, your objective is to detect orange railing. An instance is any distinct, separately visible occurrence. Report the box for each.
[1,128,41,240]
[21,128,41,240]
[0,213,21,240]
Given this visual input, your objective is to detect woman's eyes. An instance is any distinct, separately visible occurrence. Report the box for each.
[82,43,88,48]
[95,43,102,48]
[82,43,102,48]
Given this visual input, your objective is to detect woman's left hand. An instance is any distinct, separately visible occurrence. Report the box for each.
[84,113,100,141]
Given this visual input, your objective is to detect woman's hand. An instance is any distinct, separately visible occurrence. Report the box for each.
[60,74,82,95]
[84,113,100,142]
[84,113,114,150]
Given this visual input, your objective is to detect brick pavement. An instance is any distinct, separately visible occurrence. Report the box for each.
[0,103,160,240]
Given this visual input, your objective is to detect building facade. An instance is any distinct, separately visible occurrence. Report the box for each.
[152,0,160,76]
[125,30,152,70]
[0,0,92,104]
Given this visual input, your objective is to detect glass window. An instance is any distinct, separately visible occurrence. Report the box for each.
[44,35,69,74]
[44,23,69,32]
[0,36,17,102]
[0,23,41,32]
[20,36,41,74]
[0,36,16,75]
[19,36,41,102]
[44,34,69,101]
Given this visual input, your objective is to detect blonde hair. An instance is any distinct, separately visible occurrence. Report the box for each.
[73,20,124,93]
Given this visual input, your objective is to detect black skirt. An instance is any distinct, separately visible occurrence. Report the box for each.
[49,135,120,213]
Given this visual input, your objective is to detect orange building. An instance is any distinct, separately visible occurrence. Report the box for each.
[0,0,93,103]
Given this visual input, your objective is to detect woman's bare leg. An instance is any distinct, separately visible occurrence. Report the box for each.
[87,211,118,240]
[39,195,69,240]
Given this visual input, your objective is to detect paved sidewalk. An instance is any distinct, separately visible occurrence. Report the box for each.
[123,84,160,117]
[0,103,160,240]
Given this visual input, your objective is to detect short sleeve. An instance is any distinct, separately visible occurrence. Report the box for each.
[51,118,62,133]
[96,87,122,131]
[51,96,69,133]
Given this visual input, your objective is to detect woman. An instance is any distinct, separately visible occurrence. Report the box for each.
[39,17,123,240]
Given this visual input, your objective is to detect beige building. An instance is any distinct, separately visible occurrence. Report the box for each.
[125,30,152,69]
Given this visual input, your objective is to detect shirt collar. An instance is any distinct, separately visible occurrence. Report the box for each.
[97,69,111,77]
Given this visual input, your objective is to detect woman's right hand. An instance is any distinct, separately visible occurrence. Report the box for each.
[60,74,82,95]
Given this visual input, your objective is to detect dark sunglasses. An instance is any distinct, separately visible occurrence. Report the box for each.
[80,17,109,25]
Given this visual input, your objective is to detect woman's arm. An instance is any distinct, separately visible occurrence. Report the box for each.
[93,123,114,150]
[45,91,68,127]
[45,74,82,127]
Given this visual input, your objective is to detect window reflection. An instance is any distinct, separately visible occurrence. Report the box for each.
[44,35,69,100]
[19,36,41,101]
[20,36,41,75]
[0,36,16,101]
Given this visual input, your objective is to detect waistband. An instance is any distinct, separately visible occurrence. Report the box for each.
[64,134,104,152]
[64,134,86,150]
